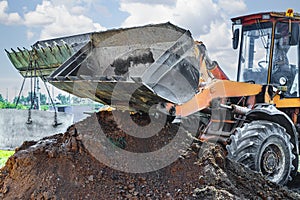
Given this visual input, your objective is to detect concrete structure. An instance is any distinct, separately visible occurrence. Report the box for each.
[0,109,74,150]
[50,104,99,123]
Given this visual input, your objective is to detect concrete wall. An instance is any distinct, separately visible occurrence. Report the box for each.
[49,105,98,123]
[0,109,74,150]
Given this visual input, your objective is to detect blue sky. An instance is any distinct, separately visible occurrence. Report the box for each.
[0,0,300,100]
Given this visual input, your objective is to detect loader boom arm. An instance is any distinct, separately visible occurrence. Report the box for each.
[165,80,263,117]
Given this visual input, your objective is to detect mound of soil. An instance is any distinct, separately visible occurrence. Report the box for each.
[0,111,299,199]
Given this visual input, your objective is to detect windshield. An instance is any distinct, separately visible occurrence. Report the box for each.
[270,22,299,97]
[238,22,272,84]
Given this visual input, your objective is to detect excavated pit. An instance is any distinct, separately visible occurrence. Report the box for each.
[0,111,300,199]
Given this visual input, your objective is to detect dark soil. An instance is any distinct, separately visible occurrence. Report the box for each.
[0,111,300,199]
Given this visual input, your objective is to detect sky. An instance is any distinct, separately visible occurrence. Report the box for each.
[0,0,300,101]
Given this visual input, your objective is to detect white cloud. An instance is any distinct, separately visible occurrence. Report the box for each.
[218,0,247,15]
[40,14,104,39]
[0,1,22,25]
[119,0,246,38]
[26,30,35,40]
[172,0,219,36]
[24,1,55,26]
[70,6,86,15]
[0,0,105,40]
[23,1,106,40]
[120,3,173,27]
[119,0,219,38]
[123,0,177,5]
[119,0,247,79]
[196,18,240,79]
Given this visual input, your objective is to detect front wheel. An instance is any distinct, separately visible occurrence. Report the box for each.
[226,120,296,185]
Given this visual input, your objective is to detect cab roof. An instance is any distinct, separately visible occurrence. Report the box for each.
[231,10,300,25]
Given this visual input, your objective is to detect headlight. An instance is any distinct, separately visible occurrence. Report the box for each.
[279,77,287,85]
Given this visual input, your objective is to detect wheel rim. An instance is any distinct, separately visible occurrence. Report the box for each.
[260,144,285,182]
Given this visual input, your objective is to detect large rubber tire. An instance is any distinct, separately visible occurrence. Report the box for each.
[226,120,296,185]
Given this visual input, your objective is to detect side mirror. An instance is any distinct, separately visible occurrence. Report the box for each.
[232,29,240,49]
[289,23,299,45]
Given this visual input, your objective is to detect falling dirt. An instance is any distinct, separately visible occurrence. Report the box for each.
[0,111,300,199]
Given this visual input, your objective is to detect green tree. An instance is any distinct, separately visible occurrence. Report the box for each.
[71,96,81,104]
[0,94,4,103]
[40,94,47,105]
[56,93,68,105]
[13,92,49,106]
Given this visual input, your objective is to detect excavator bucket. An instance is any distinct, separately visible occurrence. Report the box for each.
[6,23,201,112]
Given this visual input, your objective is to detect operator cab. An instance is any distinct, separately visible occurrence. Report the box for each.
[232,9,300,97]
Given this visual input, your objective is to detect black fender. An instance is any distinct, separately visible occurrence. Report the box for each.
[245,104,299,157]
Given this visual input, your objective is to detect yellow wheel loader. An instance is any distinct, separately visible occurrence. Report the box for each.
[6,9,300,185]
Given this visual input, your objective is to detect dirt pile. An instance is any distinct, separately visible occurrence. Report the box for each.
[0,111,299,199]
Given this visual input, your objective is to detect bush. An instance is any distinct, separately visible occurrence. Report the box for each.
[0,150,14,168]
[0,102,26,109]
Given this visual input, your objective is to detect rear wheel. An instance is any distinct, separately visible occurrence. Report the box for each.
[226,120,295,185]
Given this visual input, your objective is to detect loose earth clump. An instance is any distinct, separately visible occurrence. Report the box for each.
[0,111,299,199]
